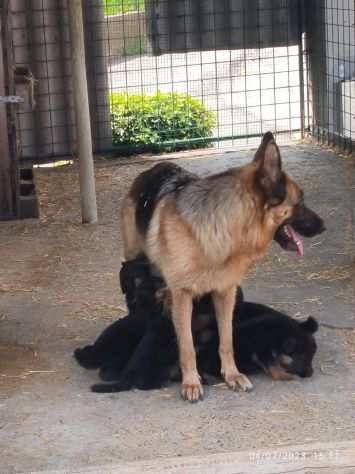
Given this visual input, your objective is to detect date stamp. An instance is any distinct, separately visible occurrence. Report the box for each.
[249,449,340,465]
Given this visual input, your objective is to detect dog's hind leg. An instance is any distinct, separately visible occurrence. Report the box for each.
[121,196,144,260]
[171,289,204,402]
[213,287,253,392]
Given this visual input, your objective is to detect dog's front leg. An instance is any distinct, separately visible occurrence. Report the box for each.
[213,287,253,392]
[171,289,203,402]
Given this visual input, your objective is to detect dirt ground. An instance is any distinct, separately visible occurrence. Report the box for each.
[1,144,355,473]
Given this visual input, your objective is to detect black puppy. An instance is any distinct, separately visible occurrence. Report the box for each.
[74,256,318,392]
[75,255,177,390]
[197,300,318,381]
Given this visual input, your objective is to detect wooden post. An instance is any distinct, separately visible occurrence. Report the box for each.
[67,0,98,224]
[0,4,18,220]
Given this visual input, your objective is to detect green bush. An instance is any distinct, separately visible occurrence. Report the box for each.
[110,91,216,150]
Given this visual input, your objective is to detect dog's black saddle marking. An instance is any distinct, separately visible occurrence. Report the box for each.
[135,162,196,235]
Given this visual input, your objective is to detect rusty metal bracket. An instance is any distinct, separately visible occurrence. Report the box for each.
[0,95,24,103]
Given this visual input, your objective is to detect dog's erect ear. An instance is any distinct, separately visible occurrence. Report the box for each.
[254,131,278,163]
[263,141,282,183]
[299,316,319,334]
[254,132,282,178]
[254,132,285,204]
[282,337,297,355]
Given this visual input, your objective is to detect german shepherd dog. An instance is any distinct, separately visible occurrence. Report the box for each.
[120,132,324,401]
[74,255,319,393]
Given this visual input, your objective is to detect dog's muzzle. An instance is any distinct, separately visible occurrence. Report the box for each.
[274,204,325,255]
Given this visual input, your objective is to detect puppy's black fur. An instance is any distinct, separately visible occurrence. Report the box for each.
[74,256,318,393]
[197,302,318,380]
[75,255,177,390]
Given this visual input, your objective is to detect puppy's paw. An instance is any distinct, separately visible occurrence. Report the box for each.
[269,364,296,381]
[180,373,204,402]
[223,370,253,392]
[99,366,121,382]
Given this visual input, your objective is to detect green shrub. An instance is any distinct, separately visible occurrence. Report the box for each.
[110,91,216,150]
[122,38,145,56]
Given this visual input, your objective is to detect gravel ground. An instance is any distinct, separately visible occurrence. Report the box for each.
[1,143,355,473]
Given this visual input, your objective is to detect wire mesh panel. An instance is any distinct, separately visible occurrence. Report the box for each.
[307,0,355,152]
[11,0,113,161]
[12,0,307,161]
[146,0,300,53]
[103,0,306,153]
[11,0,74,160]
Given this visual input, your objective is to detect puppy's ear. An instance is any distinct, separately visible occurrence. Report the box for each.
[282,337,297,355]
[299,316,319,334]
[119,263,131,294]
[236,286,244,303]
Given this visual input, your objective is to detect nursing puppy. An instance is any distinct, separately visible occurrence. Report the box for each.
[75,255,177,390]
[121,132,325,401]
[74,256,318,393]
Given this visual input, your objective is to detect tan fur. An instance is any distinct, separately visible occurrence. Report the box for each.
[253,355,295,381]
[120,134,302,401]
[268,362,295,381]
[121,195,144,260]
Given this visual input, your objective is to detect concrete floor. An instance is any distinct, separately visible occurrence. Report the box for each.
[1,143,355,473]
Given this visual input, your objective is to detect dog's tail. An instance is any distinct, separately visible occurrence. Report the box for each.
[74,346,101,370]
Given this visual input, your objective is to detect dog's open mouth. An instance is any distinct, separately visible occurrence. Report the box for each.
[284,224,304,257]
[277,224,304,257]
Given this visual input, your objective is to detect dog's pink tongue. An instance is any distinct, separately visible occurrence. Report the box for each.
[286,224,304,257]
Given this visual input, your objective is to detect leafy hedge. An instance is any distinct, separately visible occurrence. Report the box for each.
[110,91,216,150]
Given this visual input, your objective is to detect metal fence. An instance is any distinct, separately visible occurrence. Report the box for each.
[106,0,306,151]
[11,0,355,162]
[307,0,355,152]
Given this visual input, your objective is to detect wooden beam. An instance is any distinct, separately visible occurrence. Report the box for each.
[29,440,355,474]
[0,4,18,220]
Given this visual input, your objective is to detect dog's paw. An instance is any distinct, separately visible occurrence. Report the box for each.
[224,371,253,392]
[181,382,204,402]
[180,373,204,402]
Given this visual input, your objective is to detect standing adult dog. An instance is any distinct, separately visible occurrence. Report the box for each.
[121,132,324,402]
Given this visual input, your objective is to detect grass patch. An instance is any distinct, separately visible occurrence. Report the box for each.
[104,0,145,15]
